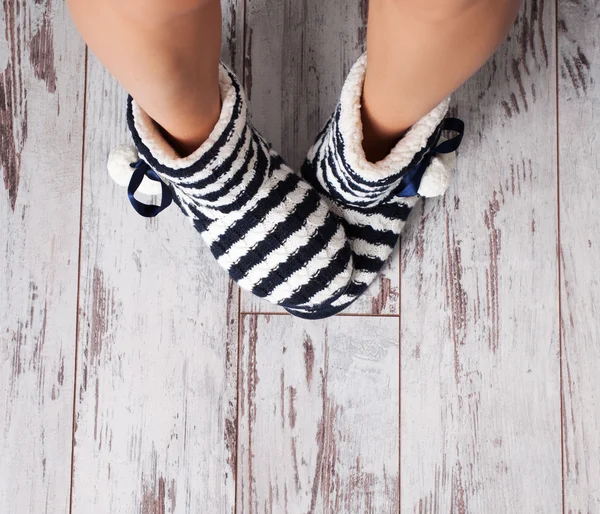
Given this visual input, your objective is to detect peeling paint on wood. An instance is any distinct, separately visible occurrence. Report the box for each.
[1,0,58,211]
[89,266,116,367]
[0,0,85,511]
[483,191,502,354]
[303,333,314,387]
[69,2,242,513]
[558,1,600,512]
[400,0,561,511]
[238,315,399,513]
[224,279,240,483]
[5,0,600,510]
[1,0,28,210]
[561,44,591,97]
[28,0,57,94]
[492,0,550,119]
[140,469,167,514]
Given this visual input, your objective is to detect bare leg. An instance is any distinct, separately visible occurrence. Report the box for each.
[67,0,222,156]
[362,0,522,161]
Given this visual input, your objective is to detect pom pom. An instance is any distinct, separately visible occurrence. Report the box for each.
[107,144,163,196]
[418,155,453,197]
[107,144,138,187]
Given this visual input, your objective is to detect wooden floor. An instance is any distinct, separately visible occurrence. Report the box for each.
[1,0,599,512]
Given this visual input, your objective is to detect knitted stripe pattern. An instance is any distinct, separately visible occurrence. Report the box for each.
[127,54,450,319]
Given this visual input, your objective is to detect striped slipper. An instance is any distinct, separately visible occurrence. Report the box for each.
[119,63,353,313]
[107,57,463,319]
[291,53,464,318]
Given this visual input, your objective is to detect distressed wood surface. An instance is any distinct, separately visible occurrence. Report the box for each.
[69,3,243,513]
[0,0,85,512]
[237,314,399,513]
[240,0,400,316]
[557,1,600,512]
[400,1,562,511]
[4,0,600,512]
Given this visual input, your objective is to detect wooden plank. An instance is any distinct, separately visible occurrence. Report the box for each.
[237,314,399,513]
[240,0,400,316]
[69,3,243,512]
[0,0,85,512]
[557,1,600,511]
[400,1,562,511]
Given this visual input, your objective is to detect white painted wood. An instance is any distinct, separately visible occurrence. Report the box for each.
[69,4,243,512]
[400,1,562,511]
[0,1,85,512]
[241,0,400,315]
[237,314,399,513]
[557,1,600,511]
[8,0,600,509]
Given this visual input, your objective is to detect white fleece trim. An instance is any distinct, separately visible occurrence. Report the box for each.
[131,63,241,170]
[337,53,450,181]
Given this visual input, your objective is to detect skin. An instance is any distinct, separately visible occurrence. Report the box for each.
[67,0,222,156]
[362,0,522,161]
[67,0,522,160]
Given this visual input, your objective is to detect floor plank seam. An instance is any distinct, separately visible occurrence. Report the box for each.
[68,45,89,514]
[554,1,566,512]
[234,283,242,514]
[239,311,401,318]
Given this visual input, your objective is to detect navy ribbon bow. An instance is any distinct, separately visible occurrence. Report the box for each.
[396,117,465,198]
[128,160,173,218]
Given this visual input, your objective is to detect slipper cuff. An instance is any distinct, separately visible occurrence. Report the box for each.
[128,63,244,175]
[126,63,275,216]
[303,52,451,207]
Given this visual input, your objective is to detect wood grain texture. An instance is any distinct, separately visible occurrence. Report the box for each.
[0,0,85,512]
[399,1,562,511]
[240,0,400,316]
[69,3,243,513]
[557,1,600,511]
[6,0,600,510]
[237,314,399,513]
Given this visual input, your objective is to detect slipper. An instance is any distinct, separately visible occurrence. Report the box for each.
[288,53,464,318]
[112,63,353,312]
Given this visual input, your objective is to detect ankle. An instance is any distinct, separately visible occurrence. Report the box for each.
[154,97,222,157]
[360,91,410,163]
